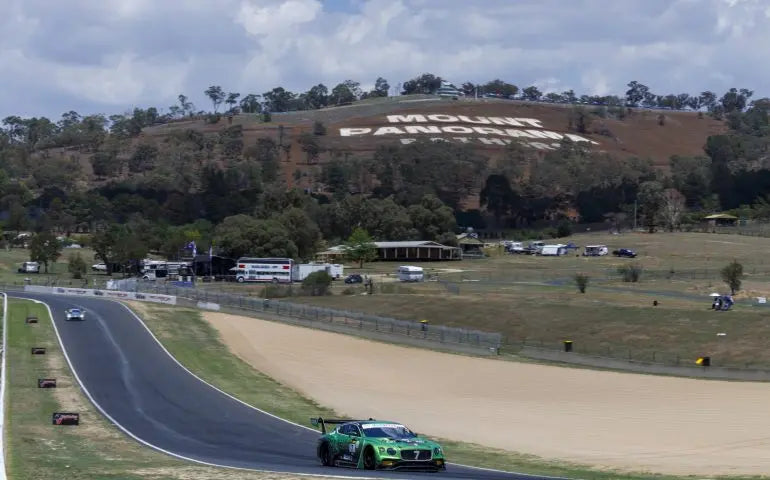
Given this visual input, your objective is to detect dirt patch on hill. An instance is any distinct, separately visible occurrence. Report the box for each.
[203,311,770,476]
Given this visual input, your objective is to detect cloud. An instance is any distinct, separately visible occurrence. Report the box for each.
[1,0,769,119]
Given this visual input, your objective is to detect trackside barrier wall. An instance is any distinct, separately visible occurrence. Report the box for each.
[22,285,177,305]
[134,284,502,355]
[0,293,8,480]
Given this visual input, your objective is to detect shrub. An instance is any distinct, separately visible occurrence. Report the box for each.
[205,113,221,124]
[341,287,360,295]
[721,260,744,295]
[302,271,332,296]
[67,252,87,279]
[574,273,589,293]
[617,263,643,282]
[556,220,573,238]
[262,112,272,122]
[259,285,294,298]
[313,121,327,136]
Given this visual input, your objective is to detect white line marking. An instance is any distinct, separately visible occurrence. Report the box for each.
[0,293,8,480]
[16,293,571,479]
[15,295,381,479]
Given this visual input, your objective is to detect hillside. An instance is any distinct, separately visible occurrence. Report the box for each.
[140,96,725,190]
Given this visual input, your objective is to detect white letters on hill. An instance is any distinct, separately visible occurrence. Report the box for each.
[338,113,598,151]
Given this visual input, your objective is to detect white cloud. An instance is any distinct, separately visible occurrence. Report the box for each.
[1,0,770,118]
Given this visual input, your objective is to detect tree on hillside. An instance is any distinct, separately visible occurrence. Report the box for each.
[29,231,62,273]
[204,86,226,113]
[372,77,390,97]
[262,87,296,112]
[625,81,650,107]
[67,252,87,279]
[178,94,195,116]
[720,87,753,114]
[480,174,518,226]
[482,79,518,98]
[344,227,378,268]
[721,260,744,295]
[568,107,592,133]
[225,92,241,112]
[239,94,262,114]
[401,73,442,95]
[699,91,718,112]
[329,82,356,105]
[303,84,329,109]
[659,188,686,232]
[637,180,664,233]
[521,86,542,101]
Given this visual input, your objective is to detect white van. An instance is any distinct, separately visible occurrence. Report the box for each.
[398,265,424,282]
[17,261,40,273]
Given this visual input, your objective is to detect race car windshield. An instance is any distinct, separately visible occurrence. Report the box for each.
[362,424,416,438]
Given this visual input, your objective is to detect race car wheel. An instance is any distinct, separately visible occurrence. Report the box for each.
[319,442,333,467]
[363,446,376,470]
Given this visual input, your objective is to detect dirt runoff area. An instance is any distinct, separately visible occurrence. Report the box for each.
[204,312,770,476]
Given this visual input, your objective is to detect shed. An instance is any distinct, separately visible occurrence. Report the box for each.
[456,234,485,257]
[704,213,738,227]
[316,241,462,262]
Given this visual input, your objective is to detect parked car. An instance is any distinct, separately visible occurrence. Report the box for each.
[612,248,637,258]
[344,274,363,284]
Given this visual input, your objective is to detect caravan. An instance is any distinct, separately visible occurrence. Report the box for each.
[398,265,424,282]
[583,245,608,256]
[540,244,568,256]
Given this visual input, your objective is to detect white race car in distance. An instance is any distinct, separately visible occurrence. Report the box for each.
[65,308,85,321]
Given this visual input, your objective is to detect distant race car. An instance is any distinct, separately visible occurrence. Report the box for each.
[311,417,446,471]
[65,308,85,321]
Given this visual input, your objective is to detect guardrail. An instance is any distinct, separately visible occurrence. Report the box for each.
[133,283,502,355]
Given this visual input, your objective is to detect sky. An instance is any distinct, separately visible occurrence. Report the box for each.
[1,0,769,120]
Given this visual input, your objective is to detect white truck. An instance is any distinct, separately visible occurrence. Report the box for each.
[17,261,40,274]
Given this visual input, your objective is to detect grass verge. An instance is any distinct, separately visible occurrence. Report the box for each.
[126,302,764,480]
[3,298,336,480]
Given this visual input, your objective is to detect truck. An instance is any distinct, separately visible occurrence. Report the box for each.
[17,261,40,274]
[291,263,345,282]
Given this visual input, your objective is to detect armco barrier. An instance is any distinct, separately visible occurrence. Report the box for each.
[22,285,177,305]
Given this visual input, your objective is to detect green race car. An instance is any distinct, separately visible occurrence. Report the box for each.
[311,417,446,472]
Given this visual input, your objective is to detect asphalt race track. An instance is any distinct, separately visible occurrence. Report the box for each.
[12,292,564,480]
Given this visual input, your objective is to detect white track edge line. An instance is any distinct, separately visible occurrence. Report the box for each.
[21,293,573,480]
[17,295,377,480]
[117,301,573,479]
[0,293,8,480]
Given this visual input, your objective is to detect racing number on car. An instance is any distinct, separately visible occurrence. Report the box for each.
[348,441,357,454]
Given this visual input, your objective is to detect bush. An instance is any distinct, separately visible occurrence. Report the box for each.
[574,273,589,293]
[67,252,87,279]
[617,263,643,282]
[556,220,573,238]
[205,113,221,124]
[259,285,294,298]
[341,287,360,295]
[721,260,744,295]
[302,271,332,296]
[262,112,272,122]
[313,121,327,136]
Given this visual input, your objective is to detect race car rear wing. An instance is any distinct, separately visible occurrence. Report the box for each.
[310,417,374,434]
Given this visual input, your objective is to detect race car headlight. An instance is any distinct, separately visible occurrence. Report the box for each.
[386,448,397,456]
[433,447,442,456]
[378,447,385,454]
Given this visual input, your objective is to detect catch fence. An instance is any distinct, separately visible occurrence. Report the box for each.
[133,282,502,355]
